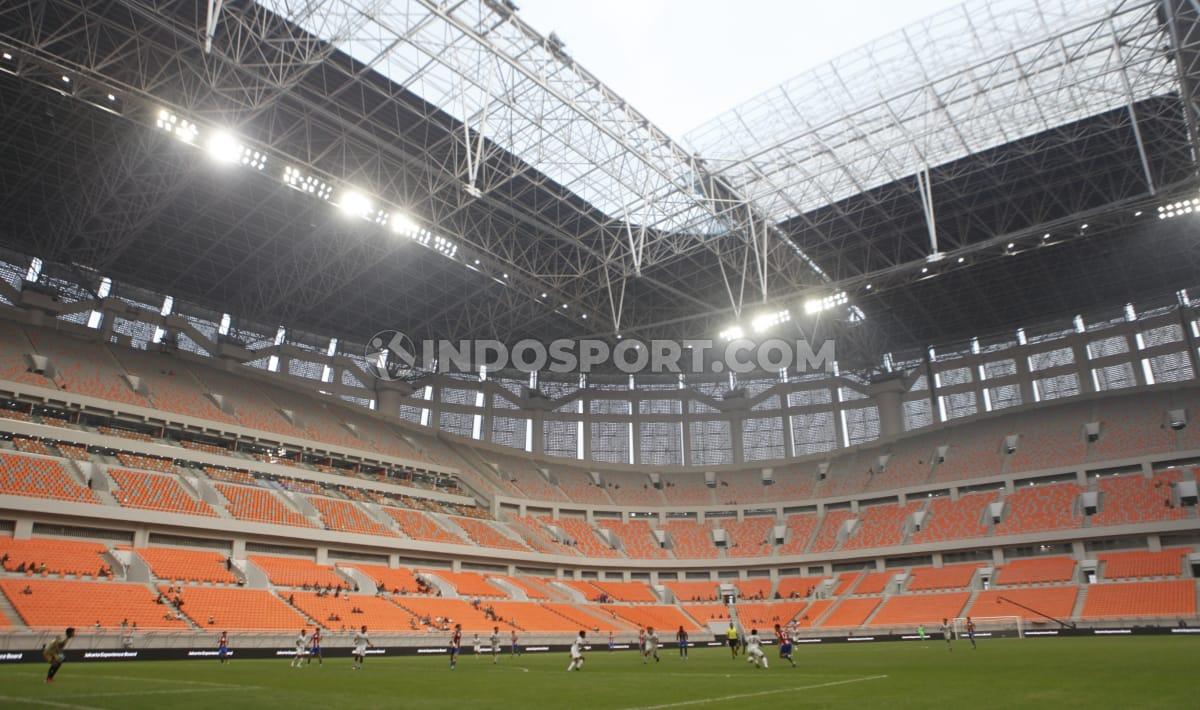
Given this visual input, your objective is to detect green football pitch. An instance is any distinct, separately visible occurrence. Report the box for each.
[0,637,1192,709]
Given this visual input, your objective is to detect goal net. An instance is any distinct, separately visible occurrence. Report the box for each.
[952,616,1024,639]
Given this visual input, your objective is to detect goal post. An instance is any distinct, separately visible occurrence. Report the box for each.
[952,616,1024,639]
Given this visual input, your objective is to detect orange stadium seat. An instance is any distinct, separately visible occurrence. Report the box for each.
[995,556,1077,585]
[552,468,612,505]
[776,577,822,599]
[777,513,818,555]
[820,597,881,628]
[0,452,97,504]
[205,467,256,485]
[25,330,148,407]
[842,501,922,550]
[560,580,604,602]
[434,571,507,598]
[721,516,774,557]
[290,591,417,631]
[795,599,832,627]
[906,564,982,591]
[865,440,936,492]
[995,482,1082,535]
[1091,397,1175,460]
[545,516,619,558]
[0,537,108,576]
[0,321,53,388]
[1080,580,1197,619]
[969,587,1079,622]
[1006,405,1089,472]
[1092,471,1189,527]
[683,604,730,623]
[186,365,306,439]
[809,509,855,553]
[607,604,702,632]
[454,517,530,552]
[307,496,396,537]
[911,491,996,544]
[768,466,817,501]
[506,464,569,502]
[591,580,656,602]
[930,422,1006,483]
[663,581,718,602]
[346,564,420,594]
[12,436,52,456]
[598,519,668,559]
[664,520,717,559]
[1098,548,1188,579]
[737,601,809,627]
[734,579,772,600]
[170,586,309,630]
[541,603,631,632]
[602,471,665,506]
[869,592,971,627]
[54,442,91,462]
[112,349,237,424]
[714,471,765,505]
[115,453,178,474]
[482,601,581,632]
[249,555,345,588]
[507,516,577,555]
[216,483,315,528]
[853,571,895,595]
[137,547,237,584]
[384,507,464,544]
[660,474,713,506]
[0,579,188,629]
[497,575,554,600]
[391,597,517,633]
[110,468,215,517]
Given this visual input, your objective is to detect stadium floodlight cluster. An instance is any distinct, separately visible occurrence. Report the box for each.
[283,165,333,200]
[154,109,197,144]
[1158,198,1198,220]
[751,308,791,333]
[804,291,849,315]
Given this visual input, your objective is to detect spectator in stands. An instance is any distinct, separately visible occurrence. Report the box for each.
[21,585,32,595]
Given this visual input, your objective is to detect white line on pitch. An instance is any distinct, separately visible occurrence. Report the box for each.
[0,695,105,710]
[621,674,889,709]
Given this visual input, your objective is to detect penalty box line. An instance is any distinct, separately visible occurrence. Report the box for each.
[622,674,890,709]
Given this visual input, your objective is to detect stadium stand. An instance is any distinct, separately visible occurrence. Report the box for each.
[605,605,702,632]
[25,329,148,407]
[929,423,1006,483]
[767,465,817,501]
[454,517,530,552]
[809,508,855,553]
[795,599,832,627]
[776,577,822,599]
[248,556,345,588]
[391,598,517,633]
[384,507,464,544]
[865,438,936,492]
[434,571,507,598]
[136,547,237,584]
[682,603,729,623]
[1006,405,1089,472]
[54,442,90,461]
[715,470,765,505]
[0,579,189,629]
[0,321,52,387]
[347,565,421,594]
[994,556,1077,585]
[560,580,604,602]
[820,597,882,628]
[307,496,396,537]
[590,580,656,603]
[994,481,1083,535]
[541,603,630,632]
[660,473,713,506]
[290,591,417,631]
[1098,548,1189,579]
[497,575,554,600]
[111,348,237,424]
[869,591,971,626]
[842,501,922,550]
[968,587,1080,621]
[109,468,215,517]
[602,471,665,506]
[506,515,578,555]
[911,491,996,543]
[206,467,256,485]
[663,581,718,602]
[720,516,775,557]
[186,366,306,439]
[906,564,982,591]
[553,468,611,505]
[853,571,895,595]
[114,453,177,474]
[664,519,717,559]
[1080,580,1197,619]
[1091,471,1189,526]
[12,436,51,456]
[735,601,808,627]
[0,452,97,504]
[170,587,308,630]
[734,579,772,600]
[0,537,109,576]
[777,512,819,554]
[215,483,315,528]
[550,516,620,558]
[597,519,668,559]
[1091,396,1175,460]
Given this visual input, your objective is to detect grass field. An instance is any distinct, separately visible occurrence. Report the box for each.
[0,637,1193,709]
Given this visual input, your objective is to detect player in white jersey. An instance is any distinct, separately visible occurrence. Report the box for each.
[290,629,308,668]
[940,618,954,652]
[490,627,501,664]
[352,625,375,670]
[473,633,481,656]
[745,629,768,669]
[566,630,587,671]
[642,626,660,664]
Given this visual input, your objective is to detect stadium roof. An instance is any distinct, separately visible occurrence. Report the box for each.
[0,0,1198,372]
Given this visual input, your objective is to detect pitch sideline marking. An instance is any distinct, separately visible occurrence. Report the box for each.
[0,696,104,710]
[621,674,889,709]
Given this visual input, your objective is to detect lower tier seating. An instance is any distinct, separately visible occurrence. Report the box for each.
[347,564,420,594]
[248,555,345,588]
[0,579,189,629]
[290,592,416,631]
[605,604,703,632]
[663,580,718,602]
[995,556,1077,585]
[868,591,971,627]
[591,580,656,602]
[0,537,108,576]
[0,452,97,504]
[734,579,772,600]
[216,484,315,528]
[434,571,507,598]
[136,547,237,584]
[541,603,630,632]
[1080,580,1196,618]
[906,564,982,591]
[776,577,822,599]
[969,587,1079,622]
[821,597,882,628]
[1099,548,1189,579]
[174,586,308,630]
[391,597,517,633]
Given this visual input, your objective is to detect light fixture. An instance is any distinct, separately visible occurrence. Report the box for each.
[1042,233,1051,240]
[1,53,11,60]
[106,94,115,102]
[865,284,872,290]
[751,308,791,333]
[957,256,965,263]
[390,212,419,236]
[337,189,373,219]
[1006,242,1015,249]
[205,130,241,164]
[1133,211,1142,217]
[1080,223,1088,230]
[719,325,744,340]
[804,291,848,315]
[541,292,548,298]
[1158,198,1200,220]
[60,75,70,83]
[581,314,588,319]
[155,109,198,144]
[283,166,332,200]
[920,266,928,274]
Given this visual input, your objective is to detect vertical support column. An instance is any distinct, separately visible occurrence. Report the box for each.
[868,374,907,440]
[1070,335,1095,395]
[730,412,746,464]
[529,411,544,455]
[1013,341,1036,405]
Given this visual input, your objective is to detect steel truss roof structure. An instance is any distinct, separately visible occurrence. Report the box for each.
[0,1,1197,372]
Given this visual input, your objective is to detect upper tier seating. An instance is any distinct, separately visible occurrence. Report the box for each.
[906,564,981,591]
[54,443,90,462]
[99,426,153,442]
[598,519,668,559]
[215,483,315,528]
[911,491,995,544]
[560,580,604,602]
[969,587,1079,621]
[171,586,308,630]
[853,571,895,595]
[249,556,345,588]
[265,389,363,452]
[821,597,881,628]
[136,547,237,584]
[715,471,765,505]
[866,437,936,492]
[26,329,148,407]
[994,482,1082,535]
[111,349,236,424]
[12,436,52,456]
[391,598,517,632]
[0,321,53,387]
[434,571,507,598]
[1006,404,1089,472]
[206,467,256,485]
[735,579,772,600]
[602,471,665,506]
[0,537,108,576]
[0,452,97,504]
[498,575,553,600]
[115,453,178,474]
[307,496,396,537]
[660,473,713,506]
[809,509,855,553]
[663,581,718,602]
[1098,548,1189,579]
[384,507,464,544]
[606,604,703,632]
[664,520,717,559]
[553,468,611,505]
[930,422,1006,483]
[776,577,822,599]
[507,516,577,556]
[348,565,420,594]
[767,465,817,501]
[721,516,774,558]
[995,556,1077,585]
[454,517,530,552]
[869,591,971,627]
[1092,471,1189,527]
[550,517,620,558]
[590,580,656,603]
[291,591,416,631]
[109,468,215,517]
[186,365,305,439]
[0,579,188,629]
[1080,580,1196,619]
[816,457,870,498]
[777,513,819,555]
[842,501,922,550]
[1091,396,1174,460]
[506,464,568,502]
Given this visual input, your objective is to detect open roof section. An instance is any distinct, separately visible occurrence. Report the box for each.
[685,0,1177,224]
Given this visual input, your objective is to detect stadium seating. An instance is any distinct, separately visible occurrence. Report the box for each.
[0,579,189,629]
[735,579,772,600]
[664,519,717,559]
[809,509,855,553]
[869,592,971,627]
[170,587,308,630]
[12,436,52,456]
[0,537,108,576]
[735,601,808,627]
[541,603,631,632]
[1098,548,1189,579]
[602,471,665,506]
[795,599,832,627]
[995,482,1083,535]
[776,577,822,599]
[1080,580,1196,619]
[714,470,765,505]
[906,564,982,591]
[853,571,895,595]
[560,580,604,602]
[820,597,882,628]
[506,516,577,555]
[215,483,315,528]
[597,519,668,559]
[1006,404,1089,472]
[777,513,819,554]
[930,422,1006,483]
[248,556,345,588]
[663,580,718,602]
[995,556,1077,585]
[865,439,936,492]
[109,468,215,517]
[590,580,656,603]
[481,601,578,632]
[660,473,714,506]
[606,605,703,632]
[25,329,148,407]
[347,565,421,594]
[186,366,306,439]
[390,597,517,633]
[136,547,237,584]
[911,491,996,543]
[553,468,611,504]
[506,464,569,502]
[54,442,90,461]
[115,453,178,474]
[1091,471,1189,527]
[498,576,554,600]
[99,426,154,443]
[290,592,416,631]
[112,349,236,424]
[549,516,620,558]
[1090,397,1174,460]
[205,467,256,485]
[767,465,817,501]
[454,517,530,551]
[435,571,507,598]
[384,507,464,544]
[720,516,774,557]
[0,452,97,504]
[842,501,922,550]
[682,604,729,623]
[307,496,396,537]
[0,321,53,387]
[968,587,1079,622]
[831,572,859,596]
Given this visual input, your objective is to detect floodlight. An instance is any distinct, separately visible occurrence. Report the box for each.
[719,326,744,340]
[338,189,373,219]
[390,212,419,236]
[206,130,241,164]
